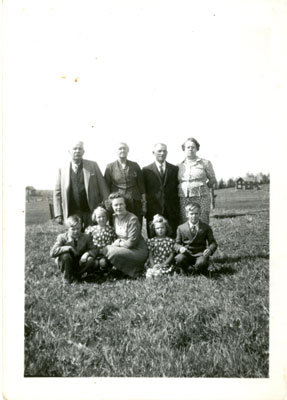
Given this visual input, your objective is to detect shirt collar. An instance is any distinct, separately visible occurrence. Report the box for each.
[117,159,128,169]
[188,221,199,230]
[155,161,166,172]
[184,157,200,164]
[71,161,82,171]
[67,233,80,242]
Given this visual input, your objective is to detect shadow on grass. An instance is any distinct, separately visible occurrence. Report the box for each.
[207,265,237,278]
[211,209,268,219]
[213,254,269,264]
[203,253,269,279]
[80,269,131,285]
[77,253,269,284]
[212,213,247,219]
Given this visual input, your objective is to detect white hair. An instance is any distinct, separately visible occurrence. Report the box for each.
[153,143,167,151]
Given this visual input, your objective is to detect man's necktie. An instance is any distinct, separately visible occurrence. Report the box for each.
[73,164,79,174]
[191,225,196,237]
[159,165,164,180]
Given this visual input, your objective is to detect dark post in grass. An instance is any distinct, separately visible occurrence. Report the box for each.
[210,188,216,210]
[49,202,55,219]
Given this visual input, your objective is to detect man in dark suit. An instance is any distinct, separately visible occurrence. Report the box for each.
[174,202,217,273]
[142,143,179,237]
[53,141,109,228]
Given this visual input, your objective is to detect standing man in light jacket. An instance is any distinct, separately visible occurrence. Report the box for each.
[53,141,109,229]
[142,143,179,238]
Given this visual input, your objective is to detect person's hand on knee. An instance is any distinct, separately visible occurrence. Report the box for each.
[203,249,211,257]
[66,246,77,256]
[98,257,109,271]
[80,252,89,264]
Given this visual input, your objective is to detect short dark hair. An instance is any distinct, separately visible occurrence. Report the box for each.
[107,192,128,214]
[108,192,127,203]
[66,215,82,227]
[185,202,201,213]
[182,137,200,151]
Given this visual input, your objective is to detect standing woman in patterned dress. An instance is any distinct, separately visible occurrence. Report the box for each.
[178,137,217,224]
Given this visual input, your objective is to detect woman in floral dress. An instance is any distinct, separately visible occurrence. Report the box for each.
[178,137,217,224]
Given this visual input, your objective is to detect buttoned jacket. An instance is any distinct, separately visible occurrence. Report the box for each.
[50,231,98,260]
[142,161,179,222]
[174,220,217,255]
[53,159,109,220]
[104,160,145,201]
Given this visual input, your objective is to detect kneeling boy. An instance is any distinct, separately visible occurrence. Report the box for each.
[174,203,217,273]
[50,215,98,283]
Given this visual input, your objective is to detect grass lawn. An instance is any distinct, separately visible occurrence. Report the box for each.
[25,200,53,225]
[25,199,269,377]
[213,184,269,213]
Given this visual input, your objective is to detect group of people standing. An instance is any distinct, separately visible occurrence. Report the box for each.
[51,138,218,282]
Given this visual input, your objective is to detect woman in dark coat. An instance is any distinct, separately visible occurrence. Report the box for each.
[104,142,146,226]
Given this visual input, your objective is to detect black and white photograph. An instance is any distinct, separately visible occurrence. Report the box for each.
[2,0,287,399]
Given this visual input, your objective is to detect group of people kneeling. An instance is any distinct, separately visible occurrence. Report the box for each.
[50,192,218,283]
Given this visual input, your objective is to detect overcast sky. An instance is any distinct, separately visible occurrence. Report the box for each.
[4,0,286,189]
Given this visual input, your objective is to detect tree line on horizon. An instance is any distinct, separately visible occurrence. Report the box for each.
[25,172,270,195]
[216,172,270,189]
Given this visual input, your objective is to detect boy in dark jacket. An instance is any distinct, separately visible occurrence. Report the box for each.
[50,215,98,283]
[174,202,217,273]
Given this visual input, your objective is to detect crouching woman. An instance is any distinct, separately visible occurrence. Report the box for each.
[102,192,148,278]
[50,215,98,283]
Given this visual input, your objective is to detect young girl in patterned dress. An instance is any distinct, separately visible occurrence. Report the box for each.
[85,207,116,272]
[145,214,175,278]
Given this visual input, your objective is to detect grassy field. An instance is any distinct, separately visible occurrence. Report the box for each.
[24,188,269,377]
[26,199,53,225]
[213,184,269,213]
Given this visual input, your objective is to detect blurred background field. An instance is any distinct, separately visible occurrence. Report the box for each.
[212,184,269,213]
[25,184,269,225]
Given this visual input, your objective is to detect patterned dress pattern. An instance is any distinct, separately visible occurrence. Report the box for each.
[85,225,116,249]
[178,157,216,224]
[145,237,175,278]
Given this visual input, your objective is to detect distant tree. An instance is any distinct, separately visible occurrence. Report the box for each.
[244,172,255,182]
[261,173,270,184]
[26,186,37,202]
[218,179,226,189]
[255,173,269,184]
[226,178,235,188]
[256,173,264,183]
